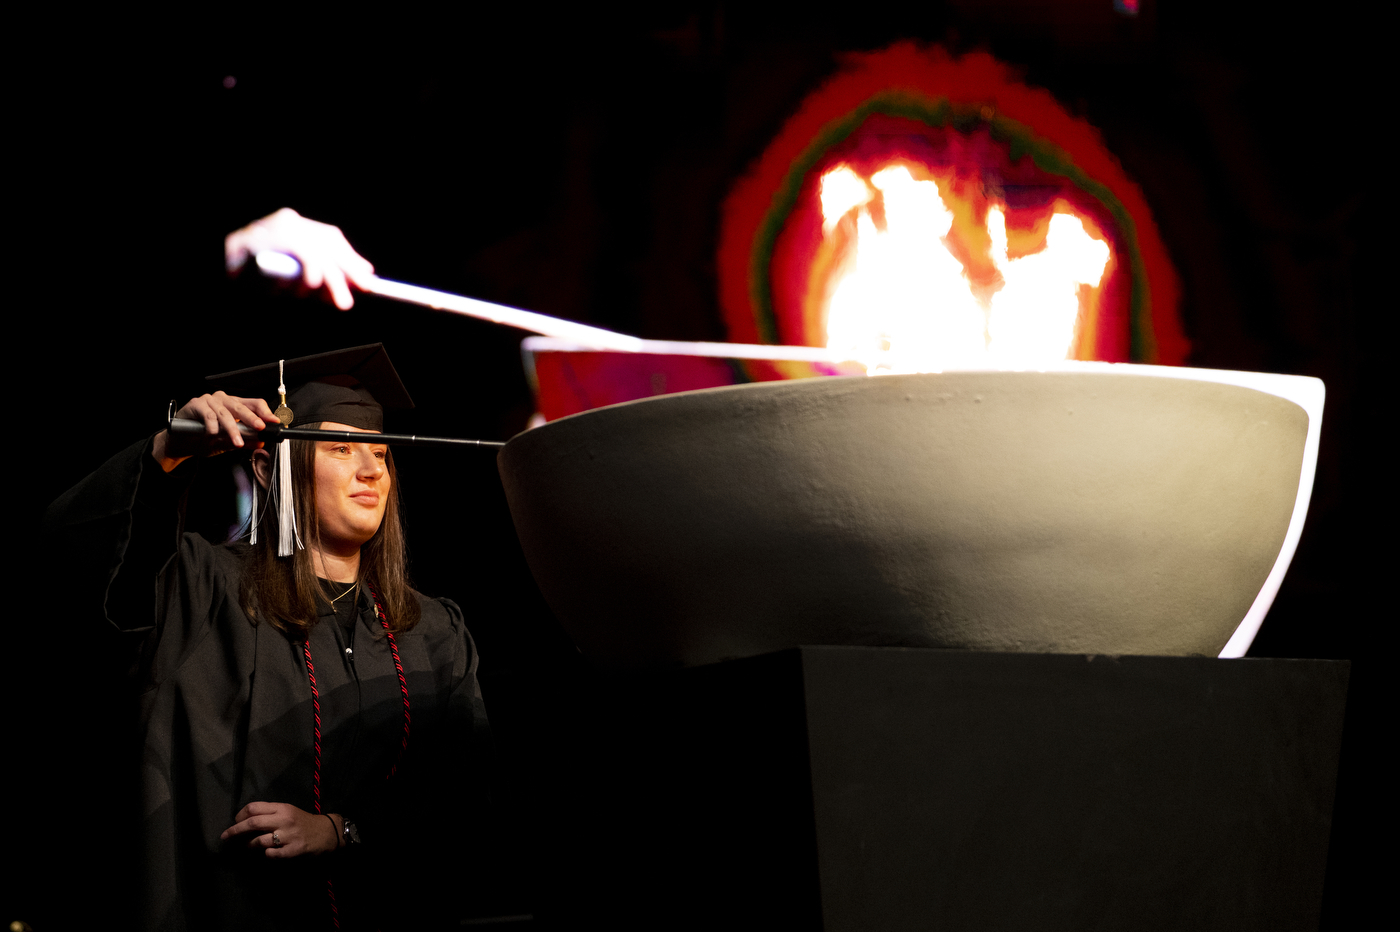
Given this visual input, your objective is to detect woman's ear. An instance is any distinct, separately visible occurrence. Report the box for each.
[251,448,272,490]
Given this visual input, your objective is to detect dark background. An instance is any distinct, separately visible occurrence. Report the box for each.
[9,1,1379,928]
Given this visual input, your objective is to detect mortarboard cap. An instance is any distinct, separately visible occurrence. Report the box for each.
[207,343,413,432]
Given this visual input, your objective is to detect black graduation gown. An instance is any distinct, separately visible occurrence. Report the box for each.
[43,438,491,931]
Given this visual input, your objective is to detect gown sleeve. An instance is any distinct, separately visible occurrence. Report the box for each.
[42,435,198,640]
[39,438,208,926]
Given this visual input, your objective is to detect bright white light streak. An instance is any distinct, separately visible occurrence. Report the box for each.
[261,252,865,361]
[256,250,303,280]
[521,335,862,363]
[363,277,645,352]
[253,251,643,350]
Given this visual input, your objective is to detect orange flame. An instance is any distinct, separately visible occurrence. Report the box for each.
[819,163,1111,373]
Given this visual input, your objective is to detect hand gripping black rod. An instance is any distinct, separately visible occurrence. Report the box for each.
[167,416,506,450]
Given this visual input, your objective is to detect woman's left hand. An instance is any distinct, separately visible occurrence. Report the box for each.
[221,801,339,858]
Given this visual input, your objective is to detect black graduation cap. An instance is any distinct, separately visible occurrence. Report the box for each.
[207,344,413,432]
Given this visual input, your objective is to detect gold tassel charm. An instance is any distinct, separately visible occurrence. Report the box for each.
[274,358,294,426]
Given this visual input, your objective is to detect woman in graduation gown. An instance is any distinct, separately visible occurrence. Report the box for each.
[44,345,491,931]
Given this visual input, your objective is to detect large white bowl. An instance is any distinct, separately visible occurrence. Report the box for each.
[499,363,1322,667]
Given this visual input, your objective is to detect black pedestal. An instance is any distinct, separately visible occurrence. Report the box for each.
[489,648,1348,931]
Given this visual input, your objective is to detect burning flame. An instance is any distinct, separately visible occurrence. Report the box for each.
[820,164,1111,373]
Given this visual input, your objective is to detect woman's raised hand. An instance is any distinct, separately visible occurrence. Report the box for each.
[152,392,278,472]
[221,801,342,858]
[225,208,375,310]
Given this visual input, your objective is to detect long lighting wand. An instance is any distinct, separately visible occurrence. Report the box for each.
[252,250,857,364]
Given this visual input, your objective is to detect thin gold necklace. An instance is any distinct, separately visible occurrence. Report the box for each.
[328,581,358,614]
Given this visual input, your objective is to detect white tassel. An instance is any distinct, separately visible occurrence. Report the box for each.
[275,438,303,557]
[250,477,259,544]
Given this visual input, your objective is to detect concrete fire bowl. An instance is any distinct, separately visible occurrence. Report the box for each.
[499,364,1323,667]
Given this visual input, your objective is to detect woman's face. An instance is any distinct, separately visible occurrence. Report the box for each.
[312,422,391,555]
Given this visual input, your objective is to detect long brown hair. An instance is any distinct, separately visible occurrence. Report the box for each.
[240,433,421,636]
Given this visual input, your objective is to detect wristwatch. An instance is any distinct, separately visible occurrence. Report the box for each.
[342,817,361,847]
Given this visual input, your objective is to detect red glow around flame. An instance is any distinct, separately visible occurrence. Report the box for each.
[718,43,1187,365]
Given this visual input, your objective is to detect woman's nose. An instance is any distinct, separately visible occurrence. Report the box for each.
[356,450,385,477]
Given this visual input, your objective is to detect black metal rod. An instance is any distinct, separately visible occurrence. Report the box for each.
[168,417,505,450]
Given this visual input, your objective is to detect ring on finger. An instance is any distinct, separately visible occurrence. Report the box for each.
[272,831,283,848]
